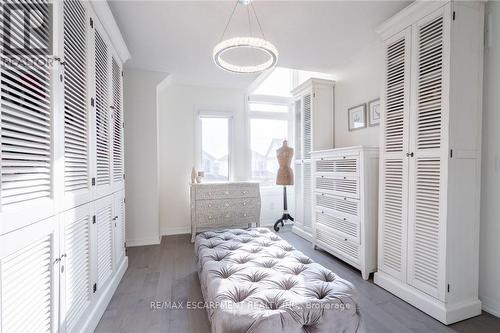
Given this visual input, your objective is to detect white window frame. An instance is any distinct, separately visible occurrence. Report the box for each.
[194,109,234,182]
[246,95,293,188]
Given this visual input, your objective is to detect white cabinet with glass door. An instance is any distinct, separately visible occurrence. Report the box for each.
[292,79,335,240]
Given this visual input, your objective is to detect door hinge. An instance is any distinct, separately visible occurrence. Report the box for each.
[450,149,453,158]
[124,242,127,249]
[122,70,124,77]
[123,173,125,180]
[90,97,95,107]
[92,215,96,224]
[453,11,456,21]
[447,284,450,292]
[59,74,63,82]
[313,92,316,98]
[92,177,96,186]
[93,283,97,293]
[90,17,94,28]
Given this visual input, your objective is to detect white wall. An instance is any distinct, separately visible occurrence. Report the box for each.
[479,1,500,317]
[157,83,247,235]
[333,41,383,148]
[123,68,167,246]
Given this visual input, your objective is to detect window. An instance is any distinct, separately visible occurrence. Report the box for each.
[197,114,232,181]
[248,101,291,186]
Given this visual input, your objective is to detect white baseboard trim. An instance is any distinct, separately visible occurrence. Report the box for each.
[161,225,191,236]
[480,295,500,318]
[80,256,128,333]
[292,226,313,242]
[126,236,161,247]
[374,271,481,324]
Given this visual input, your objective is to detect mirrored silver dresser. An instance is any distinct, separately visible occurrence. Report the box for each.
[190,182,261,242]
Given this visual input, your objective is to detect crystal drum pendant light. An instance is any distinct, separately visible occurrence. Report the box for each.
[213,0,278,74]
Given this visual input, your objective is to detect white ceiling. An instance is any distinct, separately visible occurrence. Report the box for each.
[109,0,410,89]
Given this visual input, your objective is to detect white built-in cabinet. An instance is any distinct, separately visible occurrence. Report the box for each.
[374,1,484,324]
[312,147,379,280]
[0,1,129,332]
[292,78,335,240]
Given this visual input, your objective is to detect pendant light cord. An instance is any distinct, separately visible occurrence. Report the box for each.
[220,0,239,41]
[251,2,265,39]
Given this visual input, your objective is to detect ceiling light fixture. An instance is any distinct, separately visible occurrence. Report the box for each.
[213,0,278,74]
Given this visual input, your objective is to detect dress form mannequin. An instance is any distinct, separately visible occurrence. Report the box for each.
[276,140,294,185]
[274,140,295,232]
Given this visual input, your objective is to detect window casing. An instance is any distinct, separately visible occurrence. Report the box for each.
[247,97,292,186]
[195,111,233,182]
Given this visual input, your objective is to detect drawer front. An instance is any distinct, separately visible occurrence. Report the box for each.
[315,224,360,263]
[315,209,360,243]
[196,210,257,226]
[315,155,359,177]
[196,185,258,200]
[315,193,360,219]
[195,198,258,212]
[315,175,359,199]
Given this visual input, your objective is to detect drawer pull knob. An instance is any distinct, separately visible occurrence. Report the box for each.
[209,216,213,219]
[243,213,247,217]
[343,218,346,221]
[208,192,212,196]
[344,197,347,200]
[225,191,229,195]
[242,191,248,194]
[344,238,348,241]
[208,204,212,208]
[225,203,229,207]
[343,177,346,179]
[243,202,247,206]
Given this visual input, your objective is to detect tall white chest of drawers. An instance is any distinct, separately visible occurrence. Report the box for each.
[190,182,261,242]
[312,146,379,280]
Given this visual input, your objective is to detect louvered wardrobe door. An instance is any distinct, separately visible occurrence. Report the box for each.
[407,9,449,300]
[113,190,126,268]
[95,195,114,291]
[62,0,91,209]
[303,162,312,232]
[294,161,304,230]
[378,27,411,281]
[94,28,112,199]
[0,1,54,234]
[302,94,312,160]
[60,203,92,333]
[294,99,302,160]
[111,56,124,191]
[0,216,59,333]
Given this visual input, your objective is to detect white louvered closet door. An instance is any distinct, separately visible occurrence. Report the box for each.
[302,93,312,160]
[111,56,124,191]
[60,203,92,333]
[94,195,114,291]
[0,0,55,234]
[62,0,92,210]
[94,26,112,199]
[0,216,59,333]
[407,8,450,300]
[378,27,412,281]
[113,190,125,268]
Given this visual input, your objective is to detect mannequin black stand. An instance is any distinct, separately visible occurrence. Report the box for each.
[273,186,294,232]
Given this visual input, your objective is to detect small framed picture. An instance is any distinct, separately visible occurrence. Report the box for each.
[368,99,381,126]
[348,103,367,131]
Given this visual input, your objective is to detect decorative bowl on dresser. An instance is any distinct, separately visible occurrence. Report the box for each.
[189,182,261,242]
[311,146,379,280]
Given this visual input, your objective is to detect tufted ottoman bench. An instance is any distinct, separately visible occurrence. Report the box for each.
[195,228,365,333]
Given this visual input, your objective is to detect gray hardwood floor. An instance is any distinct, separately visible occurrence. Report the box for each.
[96,229,500,333]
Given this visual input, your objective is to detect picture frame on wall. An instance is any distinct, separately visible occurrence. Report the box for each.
[368,98,381,126]
[348,103,367,131]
